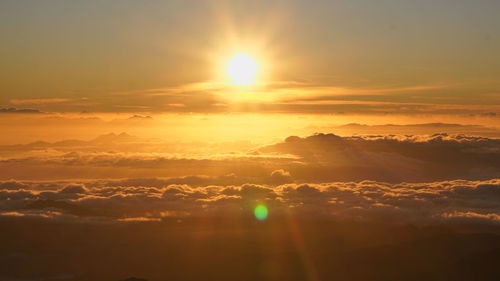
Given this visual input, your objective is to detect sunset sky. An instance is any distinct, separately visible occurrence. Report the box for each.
[1,0,499,115]
[1,1,499,281]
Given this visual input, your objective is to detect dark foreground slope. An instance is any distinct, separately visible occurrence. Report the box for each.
[0,217,499,281]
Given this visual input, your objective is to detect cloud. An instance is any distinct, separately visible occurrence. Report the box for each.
[1,132,499,182]
[0,180,30,190]
[6,79,498,115]
[256,133,500,182]
[10,98,70,105]
[127,115,153,120]
[442,211,500,222]
[324,123,500,138]
[0,107,43,114]
[0,178,498,226]
[269,169,294,184]
[59,184,88,194]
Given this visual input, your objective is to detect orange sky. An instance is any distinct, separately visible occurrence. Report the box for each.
[0,0,499,117]
[1,3,500,280]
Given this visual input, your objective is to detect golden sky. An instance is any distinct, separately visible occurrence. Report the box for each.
[1,3,500,281]
[0,0,499,116]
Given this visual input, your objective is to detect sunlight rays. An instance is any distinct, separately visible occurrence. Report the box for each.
[227,53,259,85]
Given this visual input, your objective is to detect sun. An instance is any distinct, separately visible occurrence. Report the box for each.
[226,53,259,85]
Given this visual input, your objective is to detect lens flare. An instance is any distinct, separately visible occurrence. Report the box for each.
[254,204,268,221]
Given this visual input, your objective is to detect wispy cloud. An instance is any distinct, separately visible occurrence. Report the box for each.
[10,98,70,105]
[0,107,43,114]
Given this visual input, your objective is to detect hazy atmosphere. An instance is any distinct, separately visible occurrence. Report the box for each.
[1,1,499,281]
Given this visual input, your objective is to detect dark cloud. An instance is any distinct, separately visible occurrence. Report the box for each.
[0,107,43,114]
[256,133,500,182]
[127,115,153,120]
[324,123,500,138]
[0,180,29,190]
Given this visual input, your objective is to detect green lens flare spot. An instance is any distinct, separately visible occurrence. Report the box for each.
[254,204,268,221]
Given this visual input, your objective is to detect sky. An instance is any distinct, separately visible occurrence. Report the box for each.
[1,2,500,281]
[1,0,499,115]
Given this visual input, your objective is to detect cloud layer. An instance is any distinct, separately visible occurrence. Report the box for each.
[1,132,498,182]
[1,178,499,226]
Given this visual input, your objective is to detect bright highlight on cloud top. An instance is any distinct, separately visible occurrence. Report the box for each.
[227,53,259,85]
[254,204,268,221]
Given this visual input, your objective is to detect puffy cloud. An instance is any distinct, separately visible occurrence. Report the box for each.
[0,180,29,190]
[0,179,498,225]
[60,184,88,194]
[269,169,294,184]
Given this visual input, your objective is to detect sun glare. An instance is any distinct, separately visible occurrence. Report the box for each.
[226,53,258,85]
